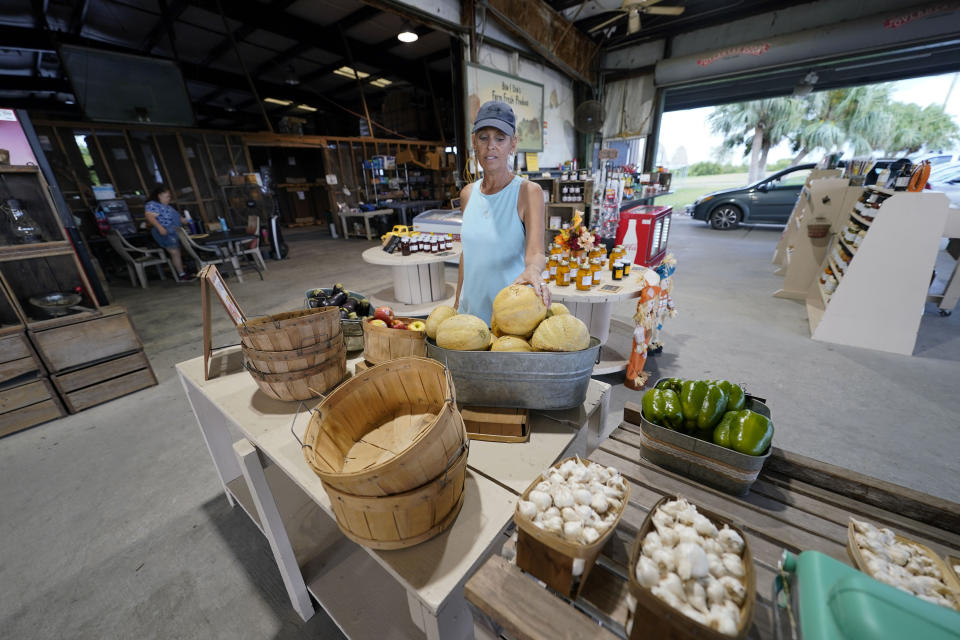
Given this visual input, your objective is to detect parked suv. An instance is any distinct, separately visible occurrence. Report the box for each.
[688,164,815,229]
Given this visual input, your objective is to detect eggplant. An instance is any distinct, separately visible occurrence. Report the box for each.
[309,288,323,298]
[341,297,359,313]
[331,283,346,295]
[328,291,348,307]
[347,311,358,319]
[308,298,321,308]
[358,298,371,316]
[316,296,337,307]
[338,307,349,320]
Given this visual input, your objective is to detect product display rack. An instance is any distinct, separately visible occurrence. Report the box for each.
[773,168,844,270]
[805,187,954,355]
[772,174,862,300]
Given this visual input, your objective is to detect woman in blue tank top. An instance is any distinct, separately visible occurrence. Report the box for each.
[455,101,551,325]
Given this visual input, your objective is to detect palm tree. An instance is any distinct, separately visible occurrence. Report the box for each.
[709,97,804,182]
[884,102,959,155]
[791,86,893,164]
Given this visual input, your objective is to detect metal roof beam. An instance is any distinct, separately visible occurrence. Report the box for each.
[142,0,189,53]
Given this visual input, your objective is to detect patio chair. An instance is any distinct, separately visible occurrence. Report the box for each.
[233,215,267,272]
[106,230,175,288]
[176,228,243,282]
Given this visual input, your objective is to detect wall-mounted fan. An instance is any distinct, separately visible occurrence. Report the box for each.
[588,0,685,36]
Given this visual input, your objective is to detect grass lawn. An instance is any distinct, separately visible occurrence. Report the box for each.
[654,172,750,212]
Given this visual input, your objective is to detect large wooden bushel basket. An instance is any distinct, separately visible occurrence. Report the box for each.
[514,456,630,599]
[301,357,467,496]
[323,445,468,550]
[626,496,756,640]
[242,332,343,373]
[361,317,426,364]
[238,307,340,351]
[246,344,346,401]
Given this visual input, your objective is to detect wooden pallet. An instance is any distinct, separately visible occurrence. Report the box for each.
[464,421,960,639]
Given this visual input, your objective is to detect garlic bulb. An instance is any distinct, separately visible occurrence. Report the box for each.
[685,579,708,614]
[590,492,609,514]
[635,555,660,588]
[561,507,579,522]
[552,486,575,509]
[719,576,746,606]
[518,500,537,519]
[543,516,563,533]
[676,525,701,546]
[543,506,560,520]
[675,542,709,580]
[528,490,551,511]
[581,526,600,544]
[705,576,725,606]
[718,526,744,554]
[692,513,719,538]
[708,553,727,579]
[642,531,662,557]
[573,488,592,506]
[659,573,686,603]
[721,553,745,578]
[563,520,583,539]
[535,480,551,493]
[652,548,676,573]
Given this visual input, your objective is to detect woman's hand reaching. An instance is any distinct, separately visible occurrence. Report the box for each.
[513,266,551,308]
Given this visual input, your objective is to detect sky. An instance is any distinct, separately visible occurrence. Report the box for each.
[658,72,960,167]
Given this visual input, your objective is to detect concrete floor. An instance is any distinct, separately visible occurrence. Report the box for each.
[2,214,958,639]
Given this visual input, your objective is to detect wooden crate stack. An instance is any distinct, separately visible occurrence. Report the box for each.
[0,325,64,438]
[30,306,157,414]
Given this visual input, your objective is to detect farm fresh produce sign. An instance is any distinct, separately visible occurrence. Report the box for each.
[466,63,543,152]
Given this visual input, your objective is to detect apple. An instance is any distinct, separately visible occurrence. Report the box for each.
[373,306,395,323]
[391,320,408,330]
[369,319,387,327]
[408,320,426,332]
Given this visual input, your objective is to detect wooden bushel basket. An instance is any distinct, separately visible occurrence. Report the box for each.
[246,344,346,401]
[514,457,630,599]
[807,222,831,238]
[361,317,426,364]
[626,496,756,640]
[242,332,343,373]
[238,307,340,351]
[322,444,468,550]
[301,357,467,496]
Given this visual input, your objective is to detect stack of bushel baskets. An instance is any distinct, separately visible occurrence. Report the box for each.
[238,307,347,401]
[299,357,468,549]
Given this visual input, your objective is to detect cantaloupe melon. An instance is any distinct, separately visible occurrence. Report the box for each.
[546,303,569,317]
[425,305,458,339]
[530,314,590,352]
[490,336,532,352]
[436,314,492,351]
[492,285,546,338]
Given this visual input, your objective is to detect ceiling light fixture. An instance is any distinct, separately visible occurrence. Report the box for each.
[223,98,236,112]
[370,78,393,88]
[333,65,369,79]
[295,104,317,112]
[264,97,293,106]
[397,22,418,43]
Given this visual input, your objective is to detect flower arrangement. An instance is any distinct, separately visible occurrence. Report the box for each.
[554,210,599,255]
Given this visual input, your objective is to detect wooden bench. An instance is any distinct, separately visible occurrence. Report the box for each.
[465,418,960,639]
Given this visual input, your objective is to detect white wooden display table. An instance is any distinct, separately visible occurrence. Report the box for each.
[362,243,462,316]
[340,208,393,240]
[549,267,645,374]
[176,348,610,640]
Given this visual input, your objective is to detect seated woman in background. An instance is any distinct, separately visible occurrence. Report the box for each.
[145,184,193,282]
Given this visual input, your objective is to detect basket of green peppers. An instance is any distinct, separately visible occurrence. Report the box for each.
[634,378,774,495]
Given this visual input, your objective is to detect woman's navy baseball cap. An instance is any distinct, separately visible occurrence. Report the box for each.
[473,101,515,136]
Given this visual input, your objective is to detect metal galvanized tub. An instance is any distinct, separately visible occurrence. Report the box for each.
[636,391,772,496]
[426,337,600,410]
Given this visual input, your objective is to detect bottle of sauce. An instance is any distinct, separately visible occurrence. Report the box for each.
[613,261,624,280]
[556,260,570,286]
[576,261,593,291]
[622,259,631,277]
[590,258,602,285]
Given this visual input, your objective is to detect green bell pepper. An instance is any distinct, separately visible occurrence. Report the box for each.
[715,380,746,411]
[680,380,709,431]
[712,409,773,456]
[655,377,684,394]
[696,383,729,431]
[642,388,684,430]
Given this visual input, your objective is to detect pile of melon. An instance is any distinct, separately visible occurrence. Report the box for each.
[426,285,591,352]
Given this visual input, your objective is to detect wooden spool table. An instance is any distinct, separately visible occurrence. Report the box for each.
[361,243,462,316]
[548,268,646,374]
[176,347,611,639]
[464,406,960,639]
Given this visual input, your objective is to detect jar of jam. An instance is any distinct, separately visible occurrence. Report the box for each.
[612,261,624,280]
[409,235,419,253]
[622,260,631,277]
[556,260,570,286]
[401,237,411,256]
[546,255,558,281]
[431,235,440,253]
[576,262,593,291]
[590,258,602,285]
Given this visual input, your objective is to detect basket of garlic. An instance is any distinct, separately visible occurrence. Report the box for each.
[848,517,960,611]
[627,496,756,639]
[514,456,630,599]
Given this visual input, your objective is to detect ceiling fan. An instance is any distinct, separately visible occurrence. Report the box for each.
[587,0,686,36]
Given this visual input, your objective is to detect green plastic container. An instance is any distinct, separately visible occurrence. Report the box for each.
[775,550,960,640]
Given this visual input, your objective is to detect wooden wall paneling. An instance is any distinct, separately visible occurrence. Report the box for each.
[175,133,209,222]
[122,130,149,195]
[87,131,119,190]
[224,136,239,174]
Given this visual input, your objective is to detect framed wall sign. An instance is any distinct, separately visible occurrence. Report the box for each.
[465,63,544,153]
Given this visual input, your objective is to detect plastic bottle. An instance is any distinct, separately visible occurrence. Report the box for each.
[218,216,228,232]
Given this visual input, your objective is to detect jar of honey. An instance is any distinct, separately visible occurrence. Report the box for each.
[613,261,624,280]
[622,260,631,277]
[590,258,603,285]
[556,260,570,286]
[546,255,558,281]
[576,262,593,291]
[550,243,562,256]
